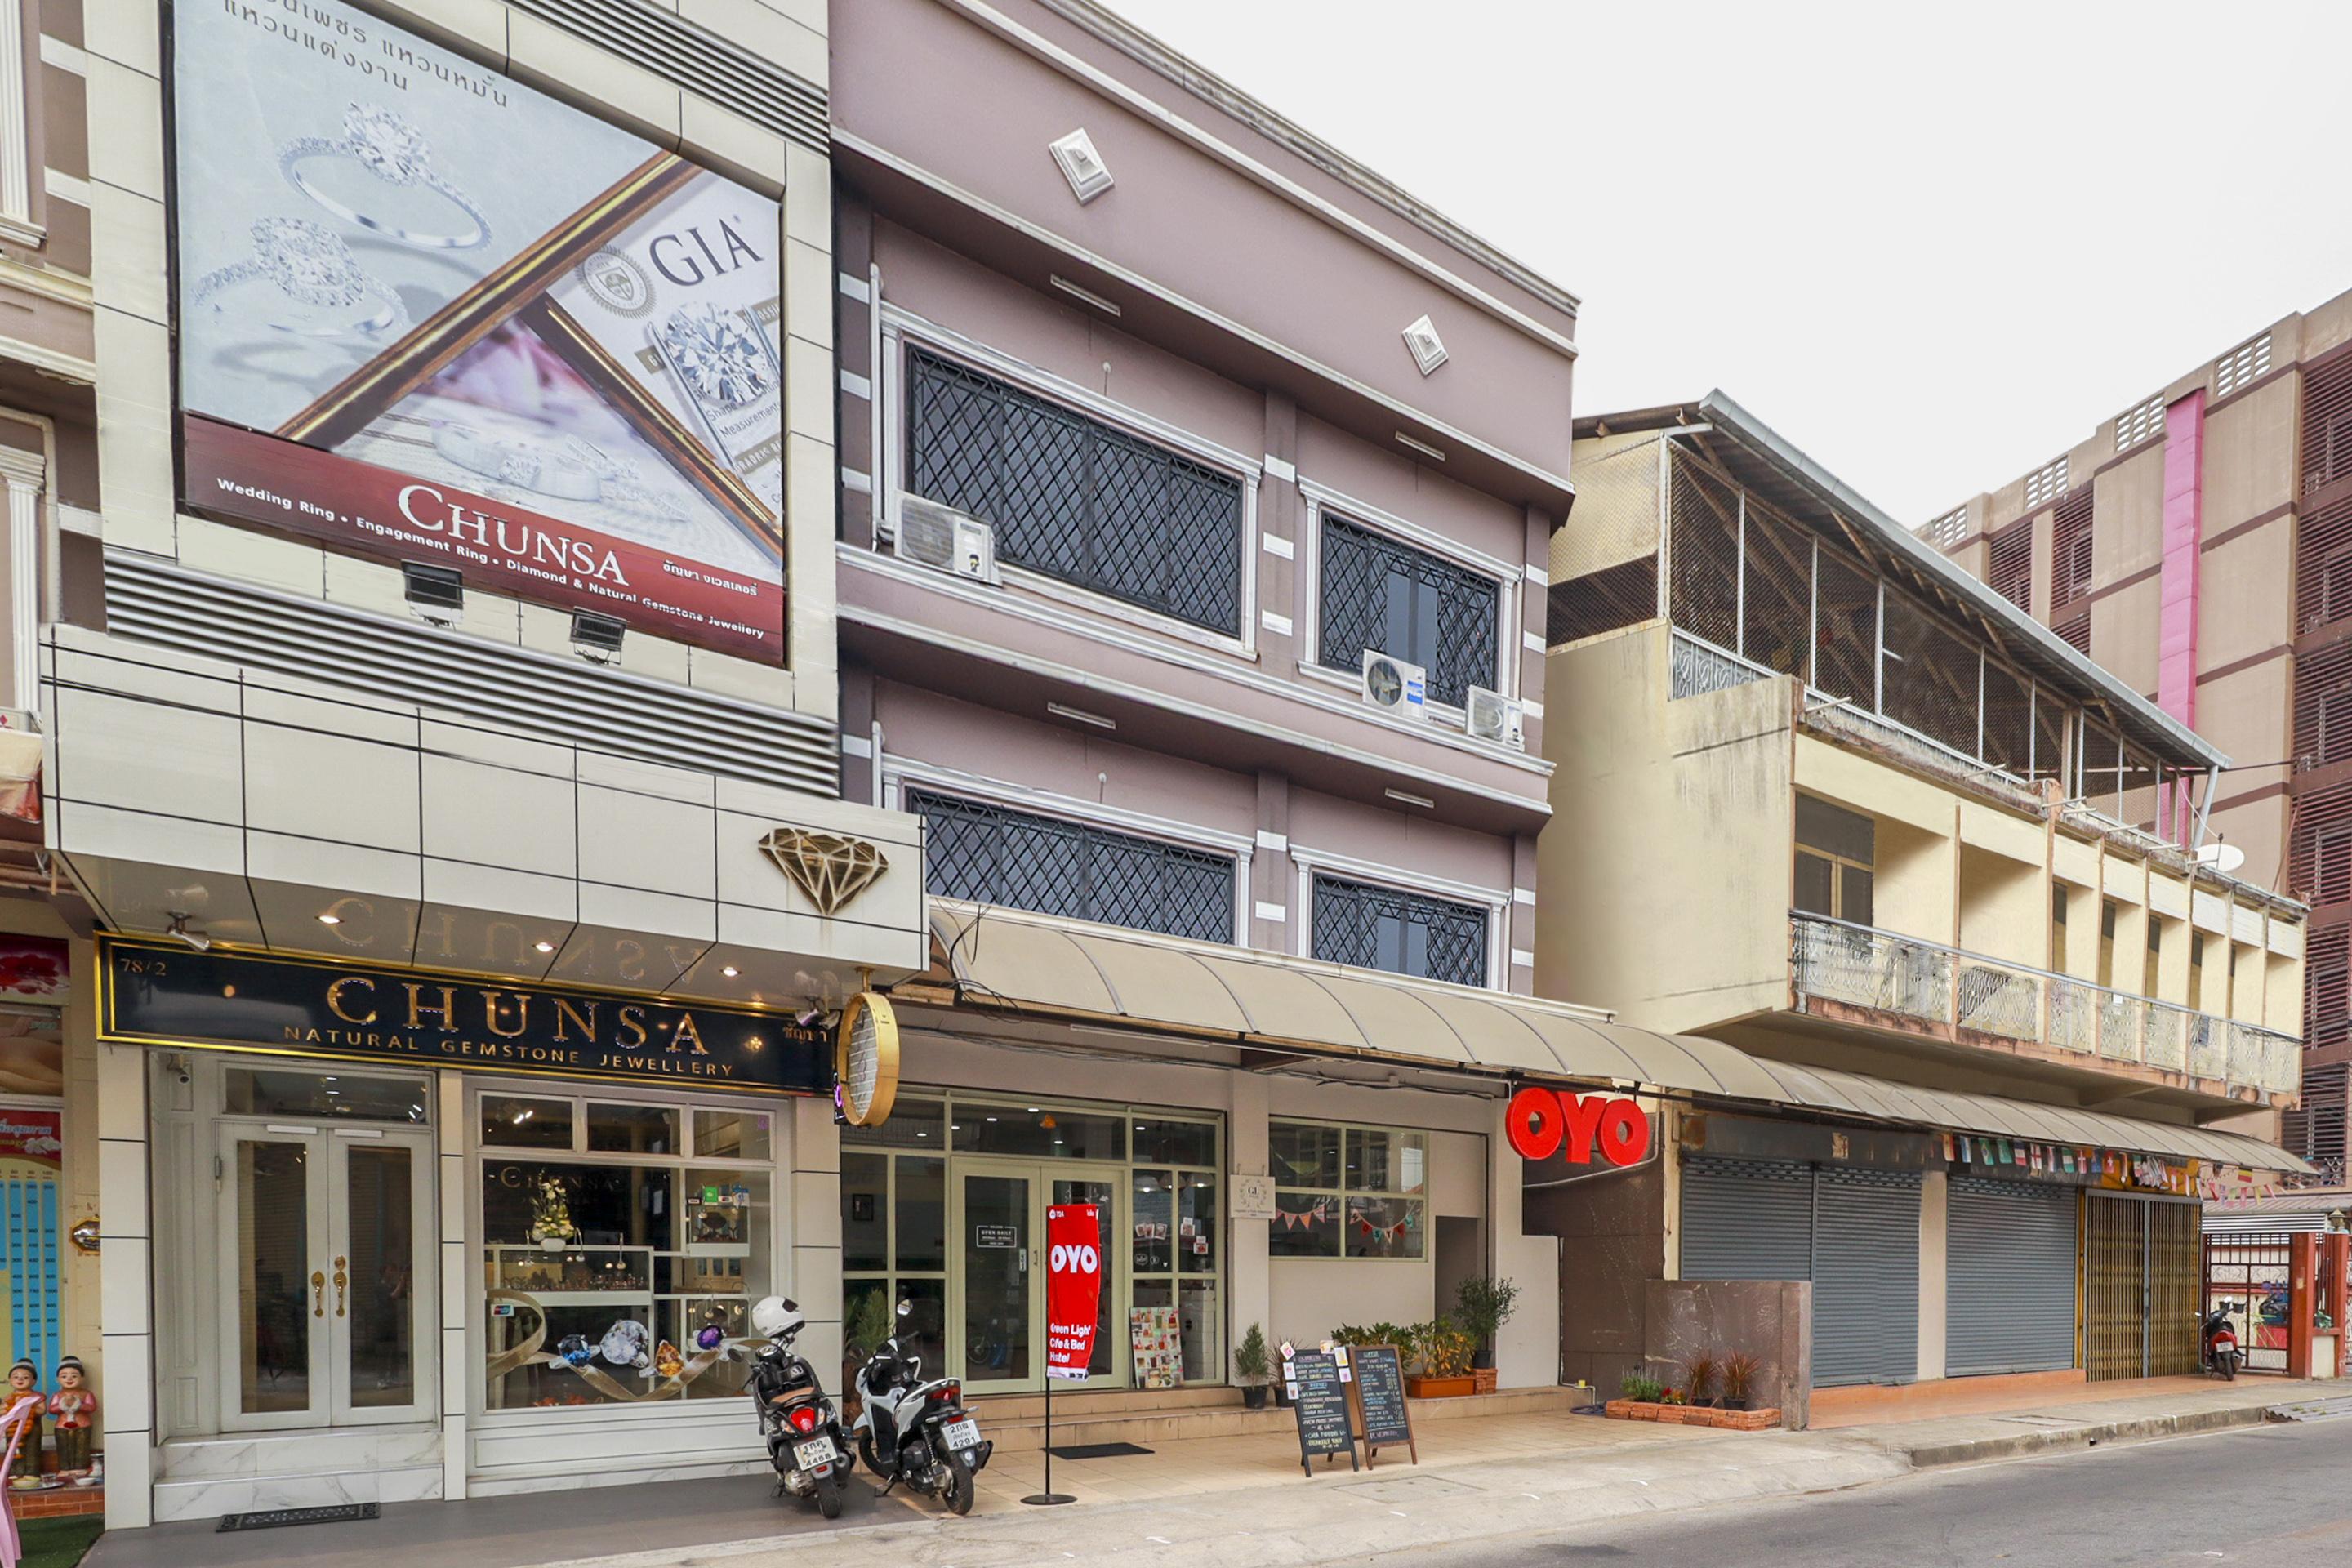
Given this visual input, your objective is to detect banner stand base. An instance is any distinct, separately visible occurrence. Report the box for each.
[1022,1494,1077,1506]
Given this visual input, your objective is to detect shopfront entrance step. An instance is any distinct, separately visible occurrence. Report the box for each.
[150,1463,443,1525]
[154,1425,443,1482]
[969,1385,1580,1453]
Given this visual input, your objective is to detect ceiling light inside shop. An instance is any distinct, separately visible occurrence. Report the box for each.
[316,913,342,925]
[721,965,740,978]
[534,941,555,954]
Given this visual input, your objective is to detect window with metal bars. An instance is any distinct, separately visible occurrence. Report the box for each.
[1316,514,1500,708]
[1309,873,1489,987]
[902,349,1245,634]
[906,788,1236,943]
[1987,521,2033,612]
[2051,490,2095,611]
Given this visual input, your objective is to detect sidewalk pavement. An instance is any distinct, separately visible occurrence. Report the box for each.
[84,1378,2345,1568]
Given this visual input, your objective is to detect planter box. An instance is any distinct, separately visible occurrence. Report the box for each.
[1407,1374,1477,1398]
[1603,1400,1780,1430]
[1472,1366,1497,1395]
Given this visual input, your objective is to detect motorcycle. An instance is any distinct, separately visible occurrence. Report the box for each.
[850,1299,992,1514]
[737,1295,853,1518]
[2199,1299,2241,1381]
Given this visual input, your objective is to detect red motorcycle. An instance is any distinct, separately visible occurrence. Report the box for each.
[2200,1301,2241,1381]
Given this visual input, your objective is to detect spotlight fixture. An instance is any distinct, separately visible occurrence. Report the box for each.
[533,941,555,954]
[316,912,342,926]
[722,965,741,978]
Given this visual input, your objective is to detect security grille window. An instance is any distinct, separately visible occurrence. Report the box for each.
[1267,1119,1427,1260]
[903,349,1245,634]
[908,788,1236,943]
[1309,874,1488,987]
[1987,521,2033,612]
[1795,795,1874,925]
[1316,514,1501,708]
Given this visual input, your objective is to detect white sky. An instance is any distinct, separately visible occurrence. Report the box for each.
[1103,0,2352,523]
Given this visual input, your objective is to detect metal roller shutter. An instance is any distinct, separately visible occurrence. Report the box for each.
[1680,1157,1812,1281]
[1813,1168,1921,1386]
[1946,1178,2078,1375]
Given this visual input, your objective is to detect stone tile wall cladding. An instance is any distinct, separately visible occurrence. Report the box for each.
[1643,1280,1813,1431]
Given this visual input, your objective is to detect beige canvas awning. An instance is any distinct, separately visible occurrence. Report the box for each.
[924,905,2314,1176]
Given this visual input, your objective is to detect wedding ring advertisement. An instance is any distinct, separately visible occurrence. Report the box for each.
[168,0,788,661]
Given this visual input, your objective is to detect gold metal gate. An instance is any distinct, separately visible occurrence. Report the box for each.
[2083,1194,2201,1380]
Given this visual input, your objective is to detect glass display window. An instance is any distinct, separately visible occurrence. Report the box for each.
[474,1086,773,1412]
[1271,1118,1428,1260]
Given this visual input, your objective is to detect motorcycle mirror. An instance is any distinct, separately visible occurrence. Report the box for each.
[896,1300,913,1317]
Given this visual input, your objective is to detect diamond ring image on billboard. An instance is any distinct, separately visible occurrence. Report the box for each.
[170,0,786,659]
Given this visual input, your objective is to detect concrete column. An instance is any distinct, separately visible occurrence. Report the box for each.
[1488,1097,1559,1388]
[1916,1167,1947,1382]
[1508,834,1538,996]
[436,1071,468,1501]
[0,445,43,716]
[1250,770,1294,955]
[791,1097,844,1394]
[96,1035,152,1530]
[1258,391,1300,666]
[1227,1072,1272,1379]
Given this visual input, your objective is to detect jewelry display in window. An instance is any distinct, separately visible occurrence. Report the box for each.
[278,101,492,251]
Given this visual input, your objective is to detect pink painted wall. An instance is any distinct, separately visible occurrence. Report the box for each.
[2158,391,2206,841]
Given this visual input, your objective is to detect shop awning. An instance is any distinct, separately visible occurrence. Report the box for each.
[921,905,2315,1176]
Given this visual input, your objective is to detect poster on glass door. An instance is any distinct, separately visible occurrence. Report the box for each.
[1045,1205,1102,1383]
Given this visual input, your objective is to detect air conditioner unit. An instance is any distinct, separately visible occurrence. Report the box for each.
[1465,686,1525,751]
[1360,650,1428,722]
[895,495,999,584]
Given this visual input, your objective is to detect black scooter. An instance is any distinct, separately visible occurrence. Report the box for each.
[849,1300,993,1514]
[737,1302,853,1518]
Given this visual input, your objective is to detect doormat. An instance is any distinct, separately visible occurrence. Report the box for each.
[217,1503,381,1533]
[1049,1442,1154,1459]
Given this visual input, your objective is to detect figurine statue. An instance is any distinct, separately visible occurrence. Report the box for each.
[47,1357,95,1477]
[3,1360,42,1488]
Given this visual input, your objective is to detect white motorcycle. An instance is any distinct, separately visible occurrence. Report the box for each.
[849,1300,991,1514]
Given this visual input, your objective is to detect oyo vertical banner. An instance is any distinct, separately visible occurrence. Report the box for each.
[1045,1204,1102,1382]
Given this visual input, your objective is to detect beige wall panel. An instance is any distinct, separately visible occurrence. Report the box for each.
[2197,520,2292,673]
[2265,951,2303,1036]
[2093,446,2163,590]
[2052,832,2100,889]
[1957,844,2041,967]
[1557,433,1662,581]
[2201,375,2296,529]
[1873,817,1955,947]
[1793,734,1953,837]
[2305,297,2352,366]
[1958,800,2043,863]
[2088,577,2160,697]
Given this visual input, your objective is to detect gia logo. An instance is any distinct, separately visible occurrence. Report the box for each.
[576,247,654,318]
[759,828,889,916]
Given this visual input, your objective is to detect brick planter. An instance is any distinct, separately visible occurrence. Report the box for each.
[1603,1400,1779,1430]
[8,1483,104,1519]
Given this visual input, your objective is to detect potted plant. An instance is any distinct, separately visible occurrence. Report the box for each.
[1684,1351,1718,1409]
[1619,1369,1663,1403]
[1452,1275,1521,1393]
[1235,1322,1273,1410]
[1721,1352,1759,1412]
[1404,1316,1477,1398]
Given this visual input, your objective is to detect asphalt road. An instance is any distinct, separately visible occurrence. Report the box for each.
[1373,1414,2352,1568]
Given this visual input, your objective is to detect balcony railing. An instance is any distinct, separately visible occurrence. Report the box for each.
[1790,913,2301,1098]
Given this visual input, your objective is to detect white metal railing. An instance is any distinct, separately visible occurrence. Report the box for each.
[1669,630,1774,699]
[1790,913,2301,1095]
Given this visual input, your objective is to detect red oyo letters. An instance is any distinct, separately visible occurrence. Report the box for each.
[1505,1085,1651,1166]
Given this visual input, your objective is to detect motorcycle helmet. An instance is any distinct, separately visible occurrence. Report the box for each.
[750,1295,804,1340]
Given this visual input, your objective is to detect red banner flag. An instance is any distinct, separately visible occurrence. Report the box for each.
[1045,1204,1103,1383]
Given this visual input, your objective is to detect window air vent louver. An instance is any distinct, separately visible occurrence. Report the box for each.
[503,0,826,153]
[2024,457,2070,510]
[2115,395,2166,452]
[104,550,838,798]
[2214,332,2274,399]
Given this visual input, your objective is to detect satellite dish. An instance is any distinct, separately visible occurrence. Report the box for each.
[2195,843,2247,875]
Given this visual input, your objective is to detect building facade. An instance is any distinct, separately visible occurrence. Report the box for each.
[1539,394,2310,1400]
[1918,293,2352,1181]
[7,0,947,1528]
[822,0,1588,1404]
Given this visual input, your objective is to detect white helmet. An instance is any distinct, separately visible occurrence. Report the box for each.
[750,1296,804,1340]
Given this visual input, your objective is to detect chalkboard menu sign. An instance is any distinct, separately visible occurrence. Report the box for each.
[1348,1344,1416,1467]
[1285,1348,1360,1477]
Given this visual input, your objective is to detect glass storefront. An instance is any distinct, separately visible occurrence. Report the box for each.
[843,1092,1223,1390]
[475,1087,775,1410]
[1269,1117,1428,1259]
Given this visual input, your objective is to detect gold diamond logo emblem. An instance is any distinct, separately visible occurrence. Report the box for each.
[760,829,889,915]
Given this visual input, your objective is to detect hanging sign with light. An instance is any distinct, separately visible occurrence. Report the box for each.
[1504,1085,1652,1167]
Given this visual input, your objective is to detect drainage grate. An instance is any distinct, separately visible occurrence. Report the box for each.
[218,1502,380,1532]
[1049,1442,1154,1460]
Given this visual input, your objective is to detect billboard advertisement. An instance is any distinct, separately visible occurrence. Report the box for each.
[170,0,786,659]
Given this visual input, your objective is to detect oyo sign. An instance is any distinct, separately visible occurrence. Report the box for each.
[1505,1086,1652,1166]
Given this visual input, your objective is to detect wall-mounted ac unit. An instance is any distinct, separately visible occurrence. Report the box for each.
[1465,686,1525,751]
[1361,649,1428,722]
[896,495,999,584]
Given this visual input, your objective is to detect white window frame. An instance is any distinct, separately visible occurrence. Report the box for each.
[885,755,1255,944]
[1289,843,1508,991]
[1296,479,1520,727]
[1267,1115,1432,1263]
[878,307,1262,661]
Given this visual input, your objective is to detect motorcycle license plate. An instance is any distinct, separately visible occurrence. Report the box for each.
[793,1437,838,1471]
[942,1419,981,1451]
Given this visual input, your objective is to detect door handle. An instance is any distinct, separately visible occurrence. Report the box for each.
[311,1270,326,1318]
[333,1256,349,1318]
